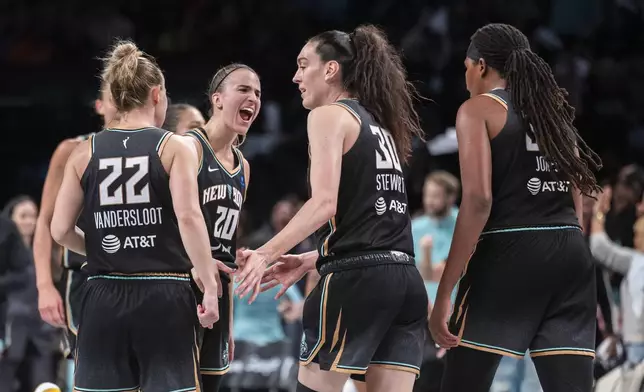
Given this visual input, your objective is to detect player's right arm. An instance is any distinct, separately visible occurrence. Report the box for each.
[431,97,493,348]
[164,135,223,326]
[51,142,90,256]
[33,139,77,327]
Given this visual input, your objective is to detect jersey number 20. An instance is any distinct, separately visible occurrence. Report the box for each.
[98,156,150,206]
[370,125,402,173]
[213,206,239,241]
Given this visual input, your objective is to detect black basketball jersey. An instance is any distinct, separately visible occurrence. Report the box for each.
[64,133,94,270]
[79,127,191,275]
[312,99,414,261]
[186,128,246,268]
[482,89,578,232]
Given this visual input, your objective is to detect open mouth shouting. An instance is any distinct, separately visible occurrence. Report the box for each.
[239,107,255,124]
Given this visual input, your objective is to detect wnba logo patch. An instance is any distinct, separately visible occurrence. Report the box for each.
[101,235,121,254]
[527,178,541,195]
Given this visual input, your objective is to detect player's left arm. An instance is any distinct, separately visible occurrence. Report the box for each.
[51,142,89,255]
[256,105,348,263]
[436,98,493,300]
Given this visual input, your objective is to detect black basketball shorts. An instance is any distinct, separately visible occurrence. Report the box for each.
[449,226,596,359]
[55,267,88,358]
[191,273,233,379]
[299,251,428,378]
[74,273,201,392]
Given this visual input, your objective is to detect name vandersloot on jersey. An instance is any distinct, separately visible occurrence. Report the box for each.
[93,207,164,229]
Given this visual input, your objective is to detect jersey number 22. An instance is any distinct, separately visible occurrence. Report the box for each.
[98,156,150,206]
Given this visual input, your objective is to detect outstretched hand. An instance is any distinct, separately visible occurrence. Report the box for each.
[234,249,268,303]
[260,253,310,299]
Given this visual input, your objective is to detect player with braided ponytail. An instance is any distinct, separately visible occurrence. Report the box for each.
[480,24,601,195]
[429,24,598,391]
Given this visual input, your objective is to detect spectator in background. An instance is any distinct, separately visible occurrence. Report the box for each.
[225,282,303,391]
[411,171,459,304]
[582,194,617,360]
[591,186,644,367]
[604,165,644,250]
[225,199,306,392]
[491,356,541,392]
[246,196,313,293]
[0,196,58,392]
[0,216,30,352]
[407,171,459,392]
[162,103,205,135]
[605,165,644,318]
[3,196,38,248]
[246,196,305,251]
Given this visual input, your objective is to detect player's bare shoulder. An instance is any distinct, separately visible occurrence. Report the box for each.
[158,133,200,172]
[307,103,360,149]
[68,138,93,178]
[49,137,85,169]
[309,103,359,128]
[458,94,506,123]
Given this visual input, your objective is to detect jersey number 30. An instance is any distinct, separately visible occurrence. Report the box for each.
[370,125,402,172]
[98,156,150,206]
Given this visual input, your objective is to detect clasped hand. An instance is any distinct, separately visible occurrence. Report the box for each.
[233,249,310,303]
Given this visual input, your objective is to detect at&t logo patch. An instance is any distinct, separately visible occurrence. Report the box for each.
[374,197,387,215]
[527,178,541,195]
[101,235,121,253]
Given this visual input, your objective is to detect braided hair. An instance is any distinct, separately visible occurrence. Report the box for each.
[469,24,601,196]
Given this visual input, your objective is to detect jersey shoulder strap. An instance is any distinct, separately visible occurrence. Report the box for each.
[480,90,508,111]
[330,99,362,124]
[74,132,96,142]
[232,146,248,202]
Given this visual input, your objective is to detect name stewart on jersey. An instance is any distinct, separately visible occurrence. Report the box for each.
[376,173,406,193]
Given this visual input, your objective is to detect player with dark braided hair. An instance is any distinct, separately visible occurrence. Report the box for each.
[489,25,600,195]
[429,24,600,391]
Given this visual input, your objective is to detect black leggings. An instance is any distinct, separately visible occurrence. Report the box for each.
[440,347,594,392]
[203,374,224,392]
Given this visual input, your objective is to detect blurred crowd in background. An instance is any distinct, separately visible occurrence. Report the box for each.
[2,0,644,391]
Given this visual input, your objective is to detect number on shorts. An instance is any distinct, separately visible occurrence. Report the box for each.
[99,156,150,206]
[370,125,402,172]
[213,206,239,241]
